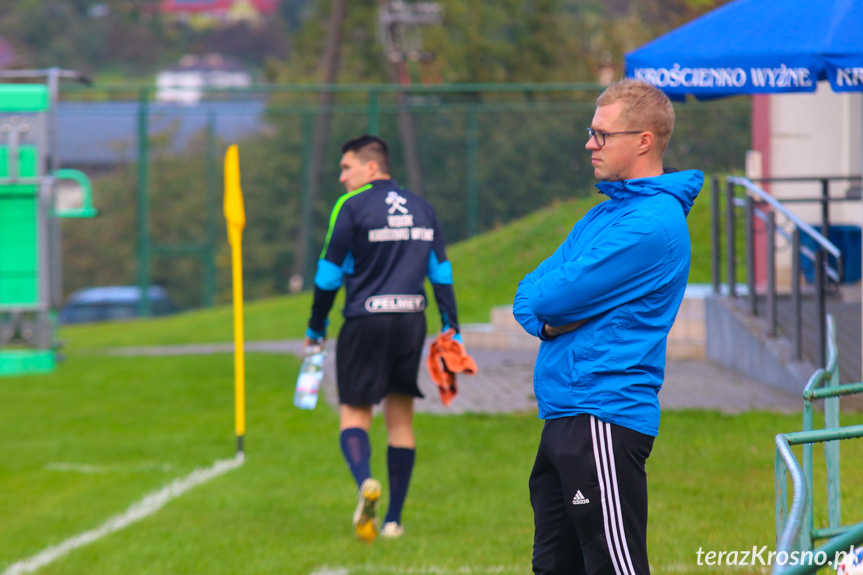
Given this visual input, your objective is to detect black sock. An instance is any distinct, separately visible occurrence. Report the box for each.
[384,445,415,525]
[340,428,371,488]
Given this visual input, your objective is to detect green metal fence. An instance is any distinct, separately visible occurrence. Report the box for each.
[56,82,752,311]
[774,315,863,574]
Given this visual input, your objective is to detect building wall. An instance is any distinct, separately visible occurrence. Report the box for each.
[760,89,863,292]
[770,90,862,224]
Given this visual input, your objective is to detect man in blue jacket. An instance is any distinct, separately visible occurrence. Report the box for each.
[305,135,460,543]
[513,79,703,574]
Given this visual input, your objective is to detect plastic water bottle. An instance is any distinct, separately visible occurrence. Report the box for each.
[294,345,326,410]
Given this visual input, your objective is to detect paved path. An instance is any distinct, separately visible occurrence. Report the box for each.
[104,339,803,415]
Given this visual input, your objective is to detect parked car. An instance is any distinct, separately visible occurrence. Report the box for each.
[58,286,180,324]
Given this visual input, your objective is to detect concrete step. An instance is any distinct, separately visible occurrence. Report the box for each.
[464,293,709,360]
[464,305,540,352]
[460,322,540,352]
[666,293,707,360]
[490,305,522,330]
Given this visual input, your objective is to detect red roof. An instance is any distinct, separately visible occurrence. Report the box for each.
[160,0,278,15]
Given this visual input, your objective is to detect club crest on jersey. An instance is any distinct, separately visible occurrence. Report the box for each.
[386,191,409,214]
[386,191,413,227]
[365,294,426,313]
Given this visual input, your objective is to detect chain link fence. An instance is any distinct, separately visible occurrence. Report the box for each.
[56,83,751,310]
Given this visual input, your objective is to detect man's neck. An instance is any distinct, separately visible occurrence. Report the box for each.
[624,160,664,180]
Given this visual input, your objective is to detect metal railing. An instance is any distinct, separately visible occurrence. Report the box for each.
[774,434,863,575]
[711,175,862,366]
[773,315,863,574]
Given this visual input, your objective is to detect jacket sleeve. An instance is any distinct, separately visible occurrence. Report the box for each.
[513,238,570,339]
[306,199,355,339]
[428,214,459,333]
[526,211,676,327]
[307,287,336,339]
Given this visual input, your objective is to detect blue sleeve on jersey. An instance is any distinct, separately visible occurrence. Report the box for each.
[305,318,329,341]
[314,259,344,290]
[427,250,453,285]
[314,252,354,290]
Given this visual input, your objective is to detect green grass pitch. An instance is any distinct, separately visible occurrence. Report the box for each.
[2,189,861,574]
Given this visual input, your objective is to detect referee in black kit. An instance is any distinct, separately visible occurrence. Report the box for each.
[304,135,462,543]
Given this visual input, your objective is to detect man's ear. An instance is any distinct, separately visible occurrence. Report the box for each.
[637,132,655,156]
[366,159,380,178]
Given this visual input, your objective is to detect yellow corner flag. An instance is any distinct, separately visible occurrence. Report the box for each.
[224,144,246,458]
[225,145,246,238]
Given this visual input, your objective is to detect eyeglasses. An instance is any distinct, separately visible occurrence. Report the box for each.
[586,128,643,148]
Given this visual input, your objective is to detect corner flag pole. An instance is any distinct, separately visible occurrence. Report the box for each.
[224,144,246,458]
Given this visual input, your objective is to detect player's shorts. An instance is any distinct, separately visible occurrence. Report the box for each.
[336,313,427,406]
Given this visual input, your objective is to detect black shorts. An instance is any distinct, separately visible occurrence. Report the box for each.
[335,313,427,406]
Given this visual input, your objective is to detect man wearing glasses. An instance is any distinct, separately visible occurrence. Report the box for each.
[513,79,703,574]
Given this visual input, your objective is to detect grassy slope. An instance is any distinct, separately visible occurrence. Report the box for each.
[61,182,714,349]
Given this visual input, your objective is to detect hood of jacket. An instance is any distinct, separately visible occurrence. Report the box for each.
[595,169,704,216]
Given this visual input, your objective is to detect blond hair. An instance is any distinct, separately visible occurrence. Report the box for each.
[597,79,675,157]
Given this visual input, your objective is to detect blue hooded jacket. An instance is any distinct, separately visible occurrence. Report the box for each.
[513,170,704,436]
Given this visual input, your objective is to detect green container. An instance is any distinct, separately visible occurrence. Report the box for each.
[0,145,38,179]
[0,85,49,112]
[0,145,40,305]
[0,350,55,376]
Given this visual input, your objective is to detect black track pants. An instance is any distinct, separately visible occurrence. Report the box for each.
[529,414,654,575]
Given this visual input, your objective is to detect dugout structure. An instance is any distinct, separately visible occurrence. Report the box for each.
[0,69,95,376]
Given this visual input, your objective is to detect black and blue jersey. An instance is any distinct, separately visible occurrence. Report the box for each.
[307,179,459,339]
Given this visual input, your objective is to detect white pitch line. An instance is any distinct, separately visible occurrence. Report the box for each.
[45,462,173,474]
[3,454,244,575]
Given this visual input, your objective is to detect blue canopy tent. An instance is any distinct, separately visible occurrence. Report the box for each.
[624,0,863,99]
